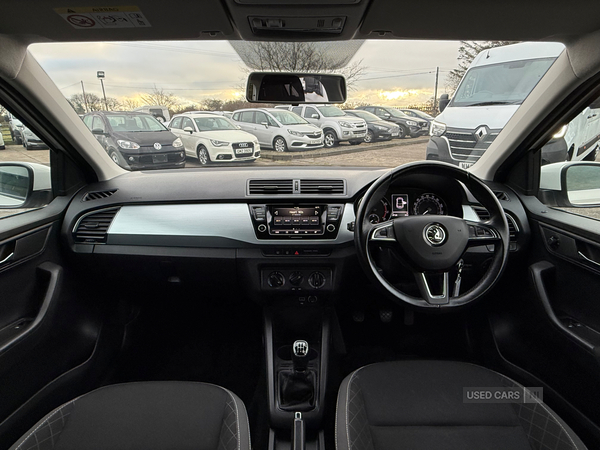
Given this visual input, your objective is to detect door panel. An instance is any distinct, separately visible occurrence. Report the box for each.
[0,202,106,448]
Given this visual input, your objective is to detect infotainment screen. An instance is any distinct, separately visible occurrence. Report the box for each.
[269,206,324,235]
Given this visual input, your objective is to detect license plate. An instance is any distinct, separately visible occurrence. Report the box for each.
[152,154,167,163]
[311,139,321,145]
[235,148,253,155]
[459,162,473,169]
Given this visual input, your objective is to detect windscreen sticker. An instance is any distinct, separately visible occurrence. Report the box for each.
[54,6,151,29]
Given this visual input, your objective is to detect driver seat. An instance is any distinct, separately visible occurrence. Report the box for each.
[336,361,587,450]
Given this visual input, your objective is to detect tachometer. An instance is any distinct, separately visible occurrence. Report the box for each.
[413,193,446,216]
[368,198,391,224]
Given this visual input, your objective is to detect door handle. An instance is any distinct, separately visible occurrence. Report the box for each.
[0,252,14,265]
[578,251,600,267]
[588,114,597,119]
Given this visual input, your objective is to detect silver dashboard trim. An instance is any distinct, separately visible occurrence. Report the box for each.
[107,203,355,247]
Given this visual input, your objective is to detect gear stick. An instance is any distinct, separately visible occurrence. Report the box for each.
[292,340,310,373]
[280,340,315,409]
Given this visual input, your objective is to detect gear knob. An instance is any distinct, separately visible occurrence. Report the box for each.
[292,340,309,373]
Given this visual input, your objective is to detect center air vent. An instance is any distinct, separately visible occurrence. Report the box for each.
[493,191,510,201]
[73,208,120,244]
[82,189,118,201]
[300,179,345,195]
[248,179,294,195]
[472,206,518,240]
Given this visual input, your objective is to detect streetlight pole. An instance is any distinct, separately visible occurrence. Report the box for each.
[433,66,439,114]
[80,80,89,113]
[97,71,108,110]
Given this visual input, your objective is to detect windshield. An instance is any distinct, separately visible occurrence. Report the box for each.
[317,106,346,117]
[107,114,166,132]
[349,110,379,122]
[269,110,308,125]
[451,57,556,107]
[194,116,237,131]
[26,40,561,171]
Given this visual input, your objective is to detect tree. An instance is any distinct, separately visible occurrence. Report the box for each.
[68,93,103,113]
[139,86,181,111]
[445,41,515,94]
[121,97,141,110]
[230,42,365,90]
[202,98,224,111]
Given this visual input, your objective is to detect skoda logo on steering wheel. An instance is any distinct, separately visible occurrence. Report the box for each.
[424,223,447,246]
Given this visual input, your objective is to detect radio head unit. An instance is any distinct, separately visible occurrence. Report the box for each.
[250,204,343,239]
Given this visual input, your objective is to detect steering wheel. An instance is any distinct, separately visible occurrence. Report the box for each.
[355,162,510,309]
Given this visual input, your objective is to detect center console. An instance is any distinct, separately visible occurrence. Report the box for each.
[249,204,344,239]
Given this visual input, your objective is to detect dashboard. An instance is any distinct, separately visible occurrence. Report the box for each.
[61,167,530,303]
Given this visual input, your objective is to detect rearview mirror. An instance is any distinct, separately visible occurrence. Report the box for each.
[439,94,450,113]
[540,162,600,207]
[246,72,346,104]
[0,164,31,208]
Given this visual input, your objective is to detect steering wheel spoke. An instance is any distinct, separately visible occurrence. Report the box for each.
[465,219,502,246]
[414,271,451,305]
[369,221,397,245]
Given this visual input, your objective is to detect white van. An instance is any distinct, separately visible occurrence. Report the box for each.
[133,105,170,123]
[425,42,596,168]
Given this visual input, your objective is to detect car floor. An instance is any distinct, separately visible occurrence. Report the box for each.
[99,288,477,450]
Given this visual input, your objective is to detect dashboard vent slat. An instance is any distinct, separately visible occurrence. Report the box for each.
[73,208,120,244]
[299,179,345,195]
[473,206,518,240]
[493,191,510,201]
[248,179,293,195]
[82,189,118,201]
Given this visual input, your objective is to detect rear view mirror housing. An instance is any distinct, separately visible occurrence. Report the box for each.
[0,162,51,209]
[183,126,194,134]
[246,72,346,104]
[439,94,450,113]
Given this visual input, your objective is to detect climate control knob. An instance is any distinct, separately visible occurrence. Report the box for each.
[289,271,304,286]
[268,271,285,288]
[308,271,326,289]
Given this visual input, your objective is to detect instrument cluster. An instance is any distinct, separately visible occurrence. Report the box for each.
[366,191,448,224]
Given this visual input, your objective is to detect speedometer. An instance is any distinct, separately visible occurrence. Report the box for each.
[413,193,446,216]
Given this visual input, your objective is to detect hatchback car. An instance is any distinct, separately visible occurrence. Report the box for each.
[82,111,185,170]
[345,109,400,142]
[232,108,323,152]
[21,126,48,150]
[358,106,429,138]
[169,112,260,164]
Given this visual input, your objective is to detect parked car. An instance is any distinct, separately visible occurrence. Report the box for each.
[232,108,323,152]
[0,124,4,150]
[169,112,260,165]
[82,111,185,170]
[21,126,48,150]
[8,116,24,144]
[133,105,170,123]
[275,105,367,148]
[426,42,569,168]
[357,106,428,138]
[399,108,435,126]
[345,110,400,142]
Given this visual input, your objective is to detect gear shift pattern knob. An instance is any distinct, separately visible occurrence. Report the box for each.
[292,340,309,373]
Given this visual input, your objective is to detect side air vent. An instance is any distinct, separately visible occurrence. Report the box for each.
[248,179,294,195]
[73,208,120,244]
[473,206,518,240]
[300,179,345,195]
[82,189,118,202]
[493,191,510,201]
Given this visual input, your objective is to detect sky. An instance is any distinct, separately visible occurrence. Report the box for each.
[29,40,461,108]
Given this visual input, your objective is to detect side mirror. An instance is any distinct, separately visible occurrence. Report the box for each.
[439,94,450,113]
[540,162,600,207]
[261,121,269,128]
[236,125,242,130]
[92,128,106,136]
[0,162,51,209]
[311,114,319,119]
[183,126,194,134]
[383,113,391,119]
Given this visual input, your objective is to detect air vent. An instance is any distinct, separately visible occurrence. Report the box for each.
[82,189,118,202]
[73,208,120,244]
[473,207,518,240]
[493,191,510,201]
[248,179,294,195]
[300,179,345,195]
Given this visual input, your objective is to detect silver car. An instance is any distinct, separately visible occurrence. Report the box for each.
[232,108,323,152]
